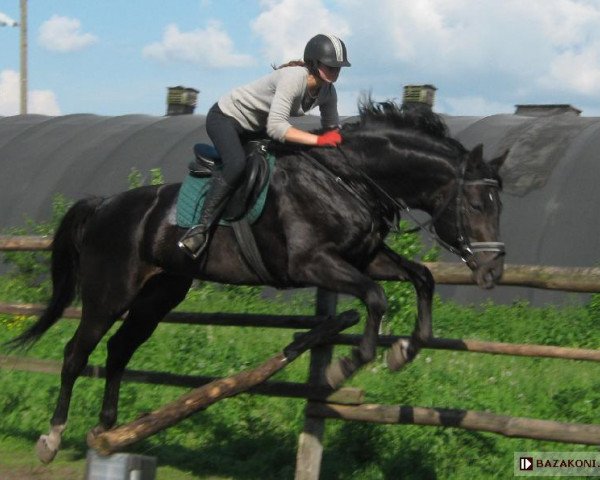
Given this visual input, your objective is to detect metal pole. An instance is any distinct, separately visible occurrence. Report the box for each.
[19,0,27,115]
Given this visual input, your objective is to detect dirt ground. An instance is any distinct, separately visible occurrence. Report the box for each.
[0,464,85,480]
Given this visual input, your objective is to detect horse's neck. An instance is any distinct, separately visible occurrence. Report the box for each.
[351,150,456,211]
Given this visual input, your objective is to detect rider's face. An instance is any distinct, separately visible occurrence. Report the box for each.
[317,63,341,83]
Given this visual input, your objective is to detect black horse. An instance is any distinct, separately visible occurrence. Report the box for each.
[9,100,506,463]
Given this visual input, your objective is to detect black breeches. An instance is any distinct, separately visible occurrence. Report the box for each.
[206,103,248,186]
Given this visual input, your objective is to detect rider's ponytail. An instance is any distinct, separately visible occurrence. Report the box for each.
[272,60,311,70]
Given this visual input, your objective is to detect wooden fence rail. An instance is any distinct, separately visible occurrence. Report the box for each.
[1,235,600,477]
[0,355,365,405]
[2,235,600,292]
[306,403,600,446]
[4,302,600,363]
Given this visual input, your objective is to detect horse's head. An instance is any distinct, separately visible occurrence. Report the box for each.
[340,99,507,288]
[432,144,507,289]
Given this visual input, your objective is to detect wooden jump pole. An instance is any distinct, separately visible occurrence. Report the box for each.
[88,309,358,456]
[307,403,600,446]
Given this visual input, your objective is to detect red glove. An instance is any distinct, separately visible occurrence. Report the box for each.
[316,129,342,147]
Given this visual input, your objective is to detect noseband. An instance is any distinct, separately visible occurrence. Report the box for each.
[431,160,505,263]
[359,155,505,264]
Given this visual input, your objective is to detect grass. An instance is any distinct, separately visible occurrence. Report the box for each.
[0,284,599,479]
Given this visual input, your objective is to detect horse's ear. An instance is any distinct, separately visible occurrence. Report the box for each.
[468,144,484,165]
[489,148,509,173]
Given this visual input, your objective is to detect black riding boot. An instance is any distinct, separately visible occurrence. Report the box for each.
[178,174,234,259]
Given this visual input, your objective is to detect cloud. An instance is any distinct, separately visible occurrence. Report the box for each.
[315,0,600,110]
[252,0,350,63]
[531,0,600,47]
[0,69,61,116]
[540,45,600,95]
[143,22,255,67]
[441,95,514,116]
[38,15,98,53]
[0,11,18,27]
[336,90,361,117]
[356,0,543,74]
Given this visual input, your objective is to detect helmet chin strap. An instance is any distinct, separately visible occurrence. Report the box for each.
[317,63,340,84]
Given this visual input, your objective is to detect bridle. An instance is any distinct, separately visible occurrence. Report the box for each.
[431,158,505,263]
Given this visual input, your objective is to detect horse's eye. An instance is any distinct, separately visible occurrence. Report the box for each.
[468,200,484,212]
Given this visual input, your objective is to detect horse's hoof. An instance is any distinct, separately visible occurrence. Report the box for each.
[86,426,106,448]
[387,339,414,372]
[325,361,345,389]
[325,356,356,389]
[36,435,58,464]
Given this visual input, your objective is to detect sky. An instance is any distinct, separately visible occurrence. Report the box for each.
[2,0,600,118]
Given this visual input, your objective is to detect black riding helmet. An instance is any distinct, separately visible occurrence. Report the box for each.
[304,34,351,69]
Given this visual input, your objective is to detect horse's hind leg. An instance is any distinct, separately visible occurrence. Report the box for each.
[90,274,192,437]
[37,300,120,463]
[365,246,435,371]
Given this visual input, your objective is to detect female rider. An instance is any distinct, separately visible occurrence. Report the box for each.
[178,33,351,259]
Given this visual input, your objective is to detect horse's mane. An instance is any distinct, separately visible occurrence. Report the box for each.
[270,97,466,165]
[339,97,467,165]
[351,97,449,139]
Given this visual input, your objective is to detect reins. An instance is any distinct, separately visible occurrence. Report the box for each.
[299,150,400,233]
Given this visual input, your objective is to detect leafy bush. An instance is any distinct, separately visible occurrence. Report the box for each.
[127,166,164,189]
[0,194,73,312]
[381,222,439,334]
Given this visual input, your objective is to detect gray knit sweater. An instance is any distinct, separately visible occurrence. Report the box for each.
[217,66,339,142]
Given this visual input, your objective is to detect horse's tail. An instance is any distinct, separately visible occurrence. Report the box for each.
[5,197,103,350]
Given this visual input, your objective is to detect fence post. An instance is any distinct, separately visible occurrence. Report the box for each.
[295,288,338,480]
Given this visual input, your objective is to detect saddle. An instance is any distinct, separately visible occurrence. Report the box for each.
[178,140,275,284]
[188,141,271,221]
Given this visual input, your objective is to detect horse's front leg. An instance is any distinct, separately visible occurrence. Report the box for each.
[365,246,435,371]
[290,250,388,389]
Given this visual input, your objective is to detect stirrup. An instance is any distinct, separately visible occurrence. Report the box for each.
[178,228,209,260]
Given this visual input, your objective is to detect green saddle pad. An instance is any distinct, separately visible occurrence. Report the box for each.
[176,154,275,228]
